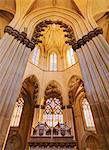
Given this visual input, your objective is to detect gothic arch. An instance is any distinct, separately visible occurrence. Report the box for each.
[68,75,85,105]
[44,80,62,104]
[20,75,39,103]
[5,75,39,150]
[13,6,92,40]
[81,133,99,150]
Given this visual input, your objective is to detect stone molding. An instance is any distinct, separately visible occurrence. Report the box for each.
[4,26,103,51]
[35,104,72,109]
[69,27,103,51]
[4,26,35,50]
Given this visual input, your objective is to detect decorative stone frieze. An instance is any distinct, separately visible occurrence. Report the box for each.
[65,27,103,51]
[4,26,35,50]
[75,27,103,50]
[29,122,76,149]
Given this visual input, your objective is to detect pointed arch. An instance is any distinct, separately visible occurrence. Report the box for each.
[21,75,39,102]
[43,80,63,127]
[81,133,100,150]
[68,75,85,105]
[44,80,62,103]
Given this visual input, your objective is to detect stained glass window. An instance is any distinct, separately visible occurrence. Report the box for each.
[43,98,63,127]
[67,47,75,67]
[10,98,24,127]
[32,46,40,65]
[50,52,57,71]
[82,98,95,129]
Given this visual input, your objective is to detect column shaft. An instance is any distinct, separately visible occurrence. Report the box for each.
[76,35,109,149]
[0,31,32,148]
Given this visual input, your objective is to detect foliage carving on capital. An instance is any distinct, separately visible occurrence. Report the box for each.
[4,26,35,50]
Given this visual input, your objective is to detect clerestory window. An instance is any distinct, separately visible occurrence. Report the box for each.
[67,47,75,67]
[50,52,57,71]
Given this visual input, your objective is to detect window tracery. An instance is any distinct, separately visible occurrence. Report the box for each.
[10,98,24,127]
[50,52,57,71]
[82,98,95,129]
[43,98,63,127]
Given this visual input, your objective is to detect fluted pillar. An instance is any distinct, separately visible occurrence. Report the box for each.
[74,28,109,149]
[0,26,35,148]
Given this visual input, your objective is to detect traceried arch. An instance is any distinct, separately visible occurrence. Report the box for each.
[6,75,39,150]
[10,98,24,127]
[21,75,39,102]
[68,75,95,131]
[82,98,95,129]
[68,75,84,105]
[43,97,63,127]
[50,52,57,71]
[43,80,63,127]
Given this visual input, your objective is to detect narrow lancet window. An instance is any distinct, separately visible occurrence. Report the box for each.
[10,98,24,127]
[82,98,95,129]
[50,52,57,71]
[67,47,75,67]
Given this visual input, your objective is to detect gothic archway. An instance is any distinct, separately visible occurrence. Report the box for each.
[68,75,97,150]
[81,134,99,150]
[5,75,39,150]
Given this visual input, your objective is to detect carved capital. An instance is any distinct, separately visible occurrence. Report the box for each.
[27,41,35,50]
[82,35,89,44]
[94,27,103,36]
[72,43,79,51]
[4,26,35,51]
[11,30,19,39]
[23,38,30,46]
[88,31,95,40]
[4,26,13,35]
[77,39,84,48]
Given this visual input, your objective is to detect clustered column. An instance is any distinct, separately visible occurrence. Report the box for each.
[71,27,109,149]
[0,26,35,149]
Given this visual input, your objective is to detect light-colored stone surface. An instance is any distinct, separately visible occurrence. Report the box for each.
[0,0,109,149]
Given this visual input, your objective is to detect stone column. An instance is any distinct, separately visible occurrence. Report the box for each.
[74,28,109,149]
[0,26,35,149]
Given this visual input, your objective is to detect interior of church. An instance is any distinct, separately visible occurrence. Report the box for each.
[0,0,109,150]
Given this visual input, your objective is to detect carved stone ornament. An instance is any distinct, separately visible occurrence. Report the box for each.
[4,26,35,50]
[65,27,103,51]
[61,27,103,51]
[31,20,76,47]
